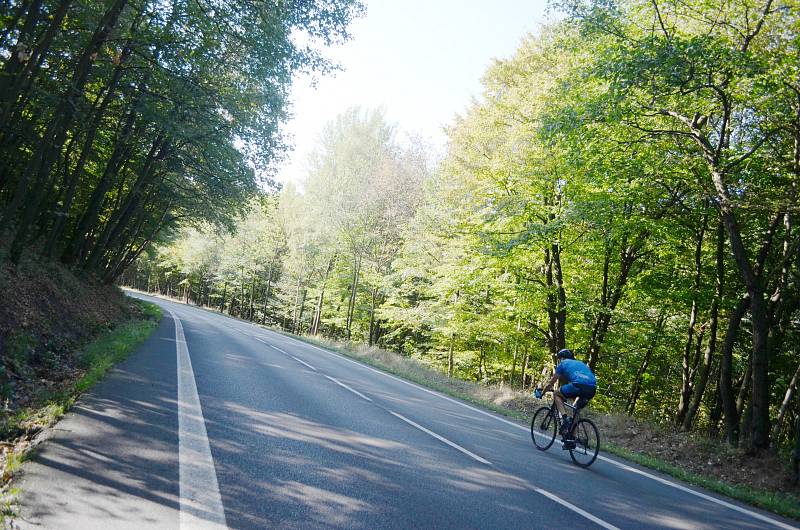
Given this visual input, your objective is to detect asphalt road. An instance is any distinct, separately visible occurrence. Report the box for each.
[16,292,799,529]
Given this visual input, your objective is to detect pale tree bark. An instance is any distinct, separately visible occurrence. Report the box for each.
[627,312,666,415]
[677,215,708,426]
[772,362,800,444]
[683,219,725,431]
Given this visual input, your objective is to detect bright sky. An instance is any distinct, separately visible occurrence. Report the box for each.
[276,0,551,186]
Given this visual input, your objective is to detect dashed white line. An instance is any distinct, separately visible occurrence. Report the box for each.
[388,410,491,465]
[169,309,228,530]
[146,297,795,530]
[293,356,318,372]
[325,375,372,402]
[261,330,798,530]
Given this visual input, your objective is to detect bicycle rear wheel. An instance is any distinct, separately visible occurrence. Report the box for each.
[569,418,600,467]
[530,406,557,450]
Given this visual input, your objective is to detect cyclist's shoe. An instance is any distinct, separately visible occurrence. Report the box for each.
[559,417,572,435]
[562,438,576,450]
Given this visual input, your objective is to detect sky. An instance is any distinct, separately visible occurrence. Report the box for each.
[275,0,551,186]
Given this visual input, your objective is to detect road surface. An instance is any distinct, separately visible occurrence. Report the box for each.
[16,293,799,529]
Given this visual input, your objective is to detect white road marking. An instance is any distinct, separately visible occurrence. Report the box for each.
[604,460,799,530]
[169,308,228,530]
[388,410,491,465]
[142,296,796,530]
[534,487,621,530]
[292,356,318,372]
[325,375,372,401]
[261,330,798,530]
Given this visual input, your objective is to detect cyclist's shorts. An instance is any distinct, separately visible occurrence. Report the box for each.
[560,383,596,401]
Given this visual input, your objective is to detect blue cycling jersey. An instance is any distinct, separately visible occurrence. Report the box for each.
[555,359,596,387]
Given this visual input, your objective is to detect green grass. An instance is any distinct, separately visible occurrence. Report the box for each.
[278,330,800,522]
[0,300,161,526]
[1,300,162,439]
[602,442,800,521]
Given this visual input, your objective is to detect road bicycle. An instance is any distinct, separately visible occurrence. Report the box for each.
[530,391,600,467]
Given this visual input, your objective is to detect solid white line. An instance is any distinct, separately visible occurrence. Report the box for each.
[169,309,228,530]
[602,459,799,530]
[325,375,372,402]
[534,487,620,530]
[292,356,318,372]
[147,299,618,530]
[263,332,798,529]
[388,410,491,465]
[150,300,794,530]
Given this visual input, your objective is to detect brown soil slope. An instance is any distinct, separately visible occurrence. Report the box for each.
[0,260,128,412]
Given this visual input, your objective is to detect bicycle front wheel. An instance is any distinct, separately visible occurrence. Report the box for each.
[530,406,557,450]
[569,418,600,467]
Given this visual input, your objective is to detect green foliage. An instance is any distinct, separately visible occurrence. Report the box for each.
[0,0,364,276]
[130,0,800,460]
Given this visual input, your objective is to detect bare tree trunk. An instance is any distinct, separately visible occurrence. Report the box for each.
[345,253,361,340]
[521,343,529,389]
[296,288,307,334]
[793,411,800,484]
[737,359,753,422]
[683,219,723,431]
[249,269,256,320]
[368,287,378,346]
[628,312,665,415]
[773,362,800,445]
[721,296,749,444]
[311,254,335,334]
[677,215,707,426]
[587,231,644,371]
[448,333,456,378]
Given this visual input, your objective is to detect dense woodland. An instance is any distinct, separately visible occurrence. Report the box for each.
[0,0,363,278]
[2,0,798,465]
[127,0,800,462]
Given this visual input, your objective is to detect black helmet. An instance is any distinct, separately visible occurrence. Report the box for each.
[557,348,575,359]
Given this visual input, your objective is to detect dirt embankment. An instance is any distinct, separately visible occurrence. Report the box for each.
[0,260,129,416]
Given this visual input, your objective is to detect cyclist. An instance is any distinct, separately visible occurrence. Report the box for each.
[536,348,597,446]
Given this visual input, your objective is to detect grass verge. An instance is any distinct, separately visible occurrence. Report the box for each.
[119,291,800,521]
[278,331,800,522]
[601,443,800,521]
[0,299,162,525]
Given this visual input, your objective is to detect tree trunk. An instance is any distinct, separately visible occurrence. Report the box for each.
[345,253,361,340]
[296,288,307,334]
[249,269,257,320]
[683,219,723,430]
[772,362,800,445]
[710,165,778,450]
[220,282,228,313]
[587,233,643,371]
[448,332,456,378]
[6,0,129,262]
[627,312,665,415]
[368,287,378,346]
[720,295,750,444]
[677,216,707,426]
[521,343,529,389]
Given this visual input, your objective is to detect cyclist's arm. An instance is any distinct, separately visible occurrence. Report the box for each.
[541,372,558,393]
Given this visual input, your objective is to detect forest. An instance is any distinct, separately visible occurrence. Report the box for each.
[121,0,800,463]
[0,0,363,279]
[1,0,798,466]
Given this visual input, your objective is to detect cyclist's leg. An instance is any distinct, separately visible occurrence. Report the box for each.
[557,383,578,415]
[553,387,568,416]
